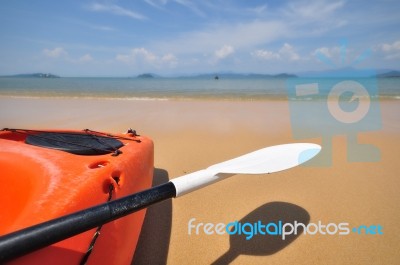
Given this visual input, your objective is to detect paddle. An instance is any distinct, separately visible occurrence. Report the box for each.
[0,143,320,262]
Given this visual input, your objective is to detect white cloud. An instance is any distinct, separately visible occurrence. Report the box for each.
[282,0,347,36]
[29,1,394,75]
[116,48,178,68]
[313,46,341,58]
[145,0,205,16]
[154,20,288,56]
[161,53,178,67]
[144,0,168,9]
[43,48,94,63]
[43,47,68,58]
[383,53,400,60]
[248,4,268,14]
[380,41,400,52]
[145,0,351,60]
[285,0,345,20]
[215,45,235,59]
[279,43,300,60]
[116,48,157,63]
[173,0,205,17]
[252,43,299,61]
[87,3,147,20]
[251,49,279,60]
[91,25,115,31]
[377,40,400,59]
[78,54,94,63]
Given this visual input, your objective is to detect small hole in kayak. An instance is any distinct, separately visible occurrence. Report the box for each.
[111,171,122,186]
[112,176,121,185]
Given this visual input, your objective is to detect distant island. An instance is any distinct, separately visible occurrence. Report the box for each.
[137,73,155,78]
[247,73,297,78]
[4,73,60,78]
[187,72,298,79]
[377,70,400,78]
[176,69,400,79]
[133,69,399,79]
[2,69,399,79]
[298,67,400,78]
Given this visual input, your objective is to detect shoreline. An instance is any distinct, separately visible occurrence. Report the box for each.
[1,94,399,102]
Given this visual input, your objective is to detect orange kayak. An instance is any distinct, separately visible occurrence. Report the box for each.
[0,128,154,265]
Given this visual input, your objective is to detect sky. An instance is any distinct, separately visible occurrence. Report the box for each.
[0,0,399,77]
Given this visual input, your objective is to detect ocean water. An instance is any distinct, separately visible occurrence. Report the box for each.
[0,77,399,100]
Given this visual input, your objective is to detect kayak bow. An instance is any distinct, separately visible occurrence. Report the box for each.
[0,128,321,264]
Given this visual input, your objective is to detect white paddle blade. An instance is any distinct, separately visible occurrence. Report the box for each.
[171,143,321,197]
[207,143,321,174]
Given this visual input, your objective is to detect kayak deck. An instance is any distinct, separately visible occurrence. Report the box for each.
[0,128,154,265]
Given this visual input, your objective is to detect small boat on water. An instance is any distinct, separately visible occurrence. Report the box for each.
[0,128,154,265]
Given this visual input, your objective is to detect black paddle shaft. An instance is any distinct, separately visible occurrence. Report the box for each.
[0,182,176,263]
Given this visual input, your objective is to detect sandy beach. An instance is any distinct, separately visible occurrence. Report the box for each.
[1,97,399,265]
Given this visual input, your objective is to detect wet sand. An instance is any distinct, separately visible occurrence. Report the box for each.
[1,97,399,264]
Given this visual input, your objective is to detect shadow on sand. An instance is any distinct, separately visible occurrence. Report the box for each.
[211,201,310,265]
[131,168,172,265]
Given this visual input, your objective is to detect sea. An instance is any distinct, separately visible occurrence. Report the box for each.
[0,77,399,100]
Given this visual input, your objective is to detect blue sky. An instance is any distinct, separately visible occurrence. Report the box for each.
[0,0,399,76]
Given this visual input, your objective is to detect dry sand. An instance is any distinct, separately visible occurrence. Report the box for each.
[1,97,399,265]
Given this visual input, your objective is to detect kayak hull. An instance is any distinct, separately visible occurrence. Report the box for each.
[0,129,154,265]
